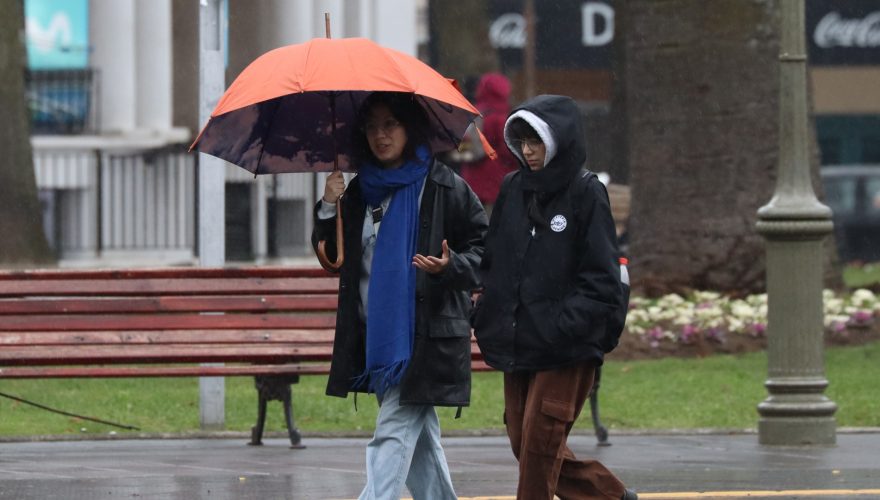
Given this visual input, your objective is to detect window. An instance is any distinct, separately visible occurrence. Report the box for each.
[823,177,857,216]
[865,177,880,216]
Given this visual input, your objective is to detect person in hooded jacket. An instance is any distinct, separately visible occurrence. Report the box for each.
[313,91,488,500]
[459,72,518,214]
[471,95,637,500]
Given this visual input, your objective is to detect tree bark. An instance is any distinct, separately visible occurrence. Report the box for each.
[623,0,832,295]
[0,1,54,267]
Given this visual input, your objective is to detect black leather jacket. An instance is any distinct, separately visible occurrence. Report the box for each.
[312,160,487,406]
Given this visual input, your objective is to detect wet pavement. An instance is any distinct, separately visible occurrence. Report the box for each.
[1,431,878,499]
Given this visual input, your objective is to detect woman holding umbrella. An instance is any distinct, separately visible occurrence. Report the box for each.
[312,91,488,499]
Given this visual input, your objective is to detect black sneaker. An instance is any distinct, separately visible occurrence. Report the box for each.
[622,489,638,500]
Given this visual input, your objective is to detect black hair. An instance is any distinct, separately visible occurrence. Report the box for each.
[506,117,541,141]
[351,92,432,166]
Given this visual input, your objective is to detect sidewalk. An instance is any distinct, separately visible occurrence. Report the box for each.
[1,430,878,499]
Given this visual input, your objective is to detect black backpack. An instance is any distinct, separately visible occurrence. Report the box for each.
[576,171,630,354]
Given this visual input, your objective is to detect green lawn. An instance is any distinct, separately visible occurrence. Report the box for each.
[843,262,880,289]
[1,342,878,438]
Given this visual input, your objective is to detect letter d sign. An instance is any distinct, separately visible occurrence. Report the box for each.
[582,2,614,46]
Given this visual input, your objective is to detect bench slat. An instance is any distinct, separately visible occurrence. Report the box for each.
[0,266,333,281]
[0,295,338,315]
[0,313,336,331]
[0,363,333,379]
[0,277,340,297]
[0,329,336,346]
[0,344,335,365]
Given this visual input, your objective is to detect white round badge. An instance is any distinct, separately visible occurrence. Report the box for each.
[550,214,567,232]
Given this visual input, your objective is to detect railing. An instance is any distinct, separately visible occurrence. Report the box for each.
[25,69,99,135]
[33,145,195,261]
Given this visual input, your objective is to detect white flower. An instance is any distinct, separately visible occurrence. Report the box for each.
[657,294,685,308]
[851,289,877,308]
[730,301,756,319]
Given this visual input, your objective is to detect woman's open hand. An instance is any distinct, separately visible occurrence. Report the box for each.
[413,239,450,274]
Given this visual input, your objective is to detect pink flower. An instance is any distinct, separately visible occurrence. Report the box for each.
[751,323,767,337]
[680,324,698,344]
[849,310,873,325]
[648,326,665,341]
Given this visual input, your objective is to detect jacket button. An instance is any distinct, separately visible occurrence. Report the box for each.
[417,294,425,303]
[512,321,516,328]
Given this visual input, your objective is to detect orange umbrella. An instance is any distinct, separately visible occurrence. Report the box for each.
[191,37,493,174]
[190,37,494,272]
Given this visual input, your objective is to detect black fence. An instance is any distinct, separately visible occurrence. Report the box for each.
[25,68,99,135]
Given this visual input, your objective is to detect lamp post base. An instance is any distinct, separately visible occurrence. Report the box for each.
[758,416,837,446]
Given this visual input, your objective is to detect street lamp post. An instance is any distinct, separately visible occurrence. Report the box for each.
[755,0,837,446]
[198,0,227,431]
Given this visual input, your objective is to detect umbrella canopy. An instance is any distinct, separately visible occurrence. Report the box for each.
[191,37,483,174]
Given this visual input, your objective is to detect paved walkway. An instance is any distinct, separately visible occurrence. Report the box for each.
[1,430,879,499]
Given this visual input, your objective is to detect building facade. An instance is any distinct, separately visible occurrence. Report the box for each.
[27,0,422,267]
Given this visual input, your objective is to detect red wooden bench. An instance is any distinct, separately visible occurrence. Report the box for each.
[0,266,497,447]
[0,267,344,447]
[0,266,608,447]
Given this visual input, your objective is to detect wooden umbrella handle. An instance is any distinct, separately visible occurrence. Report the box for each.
[316,198,344,273]
[317,12,341,275]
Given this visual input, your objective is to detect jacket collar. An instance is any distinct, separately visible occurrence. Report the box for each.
[428,159,456,188]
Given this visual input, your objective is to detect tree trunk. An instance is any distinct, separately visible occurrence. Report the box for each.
[428,0,497,96]
[0,1,54,267]
[624,0,831,295]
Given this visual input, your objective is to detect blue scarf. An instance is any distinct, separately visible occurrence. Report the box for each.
[354,146,430,397]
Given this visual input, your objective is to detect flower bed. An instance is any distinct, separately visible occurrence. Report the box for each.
[608,289,880,361]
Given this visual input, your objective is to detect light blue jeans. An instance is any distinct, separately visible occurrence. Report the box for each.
[358,386,457,500]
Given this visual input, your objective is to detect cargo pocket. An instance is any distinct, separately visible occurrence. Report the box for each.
[527,398,576,457]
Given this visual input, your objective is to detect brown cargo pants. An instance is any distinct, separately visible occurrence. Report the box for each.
[504,361,626,500]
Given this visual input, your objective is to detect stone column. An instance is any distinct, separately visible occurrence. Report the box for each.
[755,0,836,446]
[90,0,136,133]
[134,0,172,131]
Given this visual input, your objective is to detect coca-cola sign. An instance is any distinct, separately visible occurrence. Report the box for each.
[807,0,880,65]
[814,12,880,49]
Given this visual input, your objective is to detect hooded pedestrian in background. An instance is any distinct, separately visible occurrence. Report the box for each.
[313,92,488,499]
[471,95,637,500]
[459,73,518,215]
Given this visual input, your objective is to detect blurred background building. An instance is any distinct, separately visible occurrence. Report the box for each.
[26,0,422,267]
[24,0,880,267]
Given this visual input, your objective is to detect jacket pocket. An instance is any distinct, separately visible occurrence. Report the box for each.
[428,318,471,338]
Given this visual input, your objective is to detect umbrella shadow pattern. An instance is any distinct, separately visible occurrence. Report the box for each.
[196,90,475,175]
[191,37,491,271]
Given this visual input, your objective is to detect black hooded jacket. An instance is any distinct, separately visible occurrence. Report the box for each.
[471,95,623,372]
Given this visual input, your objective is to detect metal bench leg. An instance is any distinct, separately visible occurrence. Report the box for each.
[281,390,305,449]
[590,365,610,446]
[249,391,268,446]
[249,375,304,448]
